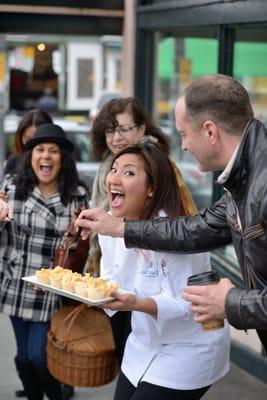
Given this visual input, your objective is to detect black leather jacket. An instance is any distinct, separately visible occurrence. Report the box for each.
[125,119,267,351]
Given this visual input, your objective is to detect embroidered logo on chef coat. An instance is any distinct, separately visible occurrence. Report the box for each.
[142,261,159,277]
[160,258,167,277]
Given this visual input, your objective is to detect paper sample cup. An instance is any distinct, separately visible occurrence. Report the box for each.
[187,271,224,331]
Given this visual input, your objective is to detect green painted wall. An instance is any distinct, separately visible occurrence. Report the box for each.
[158,38,175,79]
[158,38,267,79]
[185,38,218,77]
[234,42,267,76]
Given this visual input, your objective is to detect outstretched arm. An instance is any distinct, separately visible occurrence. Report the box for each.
[0,198,13,221]
[124,195,232,252]
[75,195,232,254]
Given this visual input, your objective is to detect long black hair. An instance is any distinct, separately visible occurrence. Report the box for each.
[15,147,87,206]
[14,109,52,155]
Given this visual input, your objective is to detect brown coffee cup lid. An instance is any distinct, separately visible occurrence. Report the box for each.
[187,270,220,286]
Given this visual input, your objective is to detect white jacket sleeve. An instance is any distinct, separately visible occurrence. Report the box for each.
[150,252,211,337]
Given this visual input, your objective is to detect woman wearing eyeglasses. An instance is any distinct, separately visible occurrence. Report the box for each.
[90,97,169,211]
[93,142,230,400]
[88,97,198,367]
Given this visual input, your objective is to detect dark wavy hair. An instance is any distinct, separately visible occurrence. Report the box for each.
[15,147,87,206]
[110,141,181,220]
[14,109,53,155]
[91,97,169,160]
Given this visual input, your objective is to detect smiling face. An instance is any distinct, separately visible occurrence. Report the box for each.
[31,142,61,195]
[105,112,145,155]
[106,153,153,220]
[175,96,216,172]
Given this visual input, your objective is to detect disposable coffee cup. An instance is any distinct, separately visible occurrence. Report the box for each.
[187,271,224,331]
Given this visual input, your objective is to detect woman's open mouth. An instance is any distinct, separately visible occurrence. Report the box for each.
[110,189,125,207]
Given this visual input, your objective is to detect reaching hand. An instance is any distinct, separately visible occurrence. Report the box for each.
[74,208,125,239]
[182,278,235,322]
[0,198,13,221]
[0,191,8,202]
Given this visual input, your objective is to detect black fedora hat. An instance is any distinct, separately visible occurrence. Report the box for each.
[24,123,74,152]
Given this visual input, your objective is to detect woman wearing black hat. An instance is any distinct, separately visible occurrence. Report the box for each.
[0,124,89,400]
[4,109,53,176]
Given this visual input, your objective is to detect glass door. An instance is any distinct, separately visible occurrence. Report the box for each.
[234,25,267,125]
[155,29,218,209]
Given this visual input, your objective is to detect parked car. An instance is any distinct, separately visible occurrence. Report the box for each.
[3,114,99,197]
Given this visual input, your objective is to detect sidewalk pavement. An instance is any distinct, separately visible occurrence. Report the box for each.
[0,313,267,399]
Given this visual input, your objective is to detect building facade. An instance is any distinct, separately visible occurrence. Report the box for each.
[134,0,267,382]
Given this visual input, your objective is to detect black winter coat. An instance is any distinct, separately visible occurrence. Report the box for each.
[124,118,267,352]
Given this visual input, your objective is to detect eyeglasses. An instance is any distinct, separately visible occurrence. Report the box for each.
[105,124,137,137]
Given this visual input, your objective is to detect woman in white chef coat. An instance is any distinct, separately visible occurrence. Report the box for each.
[94,141,230,400]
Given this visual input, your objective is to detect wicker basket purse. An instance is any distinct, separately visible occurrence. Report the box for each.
[47,304,118,387]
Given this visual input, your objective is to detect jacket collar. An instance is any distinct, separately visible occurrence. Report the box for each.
[220,118,266,199]
[217,144,240,185]
[24,187,65,227]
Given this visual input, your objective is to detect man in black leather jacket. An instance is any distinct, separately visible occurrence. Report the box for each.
[75,74,267,353]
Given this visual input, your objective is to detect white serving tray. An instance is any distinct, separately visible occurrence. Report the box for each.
[22,275,115,306]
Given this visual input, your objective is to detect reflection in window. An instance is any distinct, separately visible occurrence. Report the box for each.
[155,35,218,209]
[115,58,122,89]
[77,59,93,98]
[234,41,267,125]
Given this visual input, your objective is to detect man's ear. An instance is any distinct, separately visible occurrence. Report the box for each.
[203,120,218,145]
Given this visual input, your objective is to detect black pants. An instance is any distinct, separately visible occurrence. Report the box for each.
[114,371,211,400]
[110,311,131,366]
[257,330,267,355]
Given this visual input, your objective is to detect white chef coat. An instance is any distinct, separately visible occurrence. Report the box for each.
[99,233,230,390]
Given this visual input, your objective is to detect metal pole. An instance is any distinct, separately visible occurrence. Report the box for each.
[122,0,136,96]
[0,35,7,182]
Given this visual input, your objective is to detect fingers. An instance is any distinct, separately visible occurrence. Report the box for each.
[183,281,229,322]
[75,208,105,225]
[0,199,13,220]
[183,285,208,296]
[104,291,134,312]
[108,290,127,301]
[183,286,209,320]
[28,283,45,292]
[74,208,104,239]
[0,192,8,202]
[74,211,92,239]
[191,304,199,313]
[182,287,204,305]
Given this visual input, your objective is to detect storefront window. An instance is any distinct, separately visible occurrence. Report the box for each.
[234,34,267,124]
[221,28,267,276]
[155,34,218,209]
